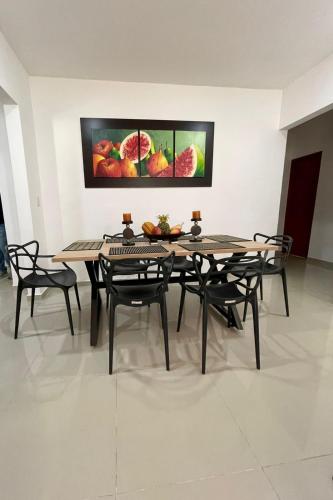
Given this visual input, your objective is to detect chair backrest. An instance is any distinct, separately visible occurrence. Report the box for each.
[102,233,122,241]
[99,252,175,294]
[192,252,264,300]
[102,232,146,242]
[7,241,40,281]
[254,233,293,269]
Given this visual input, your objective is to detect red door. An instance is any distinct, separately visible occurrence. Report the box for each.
[284,152,321,258]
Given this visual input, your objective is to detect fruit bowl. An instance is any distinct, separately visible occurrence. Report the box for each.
[144,232,185,243]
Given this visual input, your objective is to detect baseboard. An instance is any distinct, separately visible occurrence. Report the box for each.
[306,257,333,269]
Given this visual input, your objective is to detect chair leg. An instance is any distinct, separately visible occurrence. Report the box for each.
[14,284,23,339]
[281,268,290,317]
[202,298,208,374]
[146,269,150,307]
[243,277,251,322]
[74,283,81,311]
[145,270,150,305]
[259,278,263,300]
[109,300,116,375]
[30,288,35,317]
[177,283,186,332]
[251,297,260,369]
[106,292,110,309]
[63,288,74,336]
[227,306,232,328]
[160,295,170,371]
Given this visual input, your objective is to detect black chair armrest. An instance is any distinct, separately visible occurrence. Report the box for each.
[25,263,66,286]
[254,232,270,242]
[33,259,76,284]
[103,233,122,240]
[36,254,75,273]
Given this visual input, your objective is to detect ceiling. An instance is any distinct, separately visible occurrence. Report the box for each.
[1,0,333,89]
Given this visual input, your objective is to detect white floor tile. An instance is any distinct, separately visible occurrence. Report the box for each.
[117,469,278,500]
[115,367,259,492]
[265,454,333,500]
[0,375,116,500]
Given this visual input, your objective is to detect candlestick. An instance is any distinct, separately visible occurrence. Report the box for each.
[122,213,134,245]
[122,219,135,246]
[190,211,202,242]
[123,212,132,223]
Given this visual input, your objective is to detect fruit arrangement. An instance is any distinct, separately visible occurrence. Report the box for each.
[93,137,143,177]
[142,215,183,239]
[92,130,204,178]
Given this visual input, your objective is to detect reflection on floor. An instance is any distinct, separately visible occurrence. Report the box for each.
[0,257,333,499]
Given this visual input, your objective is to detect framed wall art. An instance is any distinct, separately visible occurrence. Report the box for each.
[80,118,214,188]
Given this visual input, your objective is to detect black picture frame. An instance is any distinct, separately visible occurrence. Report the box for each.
[81,118,214,188]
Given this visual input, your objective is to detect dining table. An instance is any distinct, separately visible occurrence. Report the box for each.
[52,235,279,346]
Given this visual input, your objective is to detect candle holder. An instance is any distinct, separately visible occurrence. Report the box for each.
[122,220,135,246]
[190,217,202,242]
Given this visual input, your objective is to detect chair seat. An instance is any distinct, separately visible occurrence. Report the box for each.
[25,269,77,288]
[206,282,244,304]
[112,283,162,304]
[167,256,194,273]
[113,259,148,274]
[232,261,281,278]
[185,282,245,305]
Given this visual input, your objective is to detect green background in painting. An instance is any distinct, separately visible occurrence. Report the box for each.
[92,128,137,145]
[175,130,206,155]
[140,130,173,177]
[143,129,173,153]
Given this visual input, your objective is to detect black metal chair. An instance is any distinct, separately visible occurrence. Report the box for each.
[102,233,149,307]
[177,253,264,374]
[162,231,201,331]
[240,233,293,321]
[8,240,81,338]
[99,252,175,374]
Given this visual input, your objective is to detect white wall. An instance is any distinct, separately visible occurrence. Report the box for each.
[29,77,286,279]
[0,103,20,243]
[280,52,333,129]
[0,30,46,248]
[278,111,333,263]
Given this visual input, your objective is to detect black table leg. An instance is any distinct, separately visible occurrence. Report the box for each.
[212,304,243,330]
[229,305,243,330]
[85,261,102,346]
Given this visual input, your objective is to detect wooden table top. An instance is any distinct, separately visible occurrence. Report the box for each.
[52,237,279,262]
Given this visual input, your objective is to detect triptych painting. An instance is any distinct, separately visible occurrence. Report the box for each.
[81,118,214,188]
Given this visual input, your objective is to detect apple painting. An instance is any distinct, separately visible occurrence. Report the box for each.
[95,157,122,177]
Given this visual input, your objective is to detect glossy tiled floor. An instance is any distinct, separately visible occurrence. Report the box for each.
[1,257,333,499]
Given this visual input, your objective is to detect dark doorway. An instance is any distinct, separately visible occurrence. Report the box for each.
[284,152,322,258]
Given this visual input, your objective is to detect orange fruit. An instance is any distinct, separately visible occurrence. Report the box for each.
[93,154,105,176]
